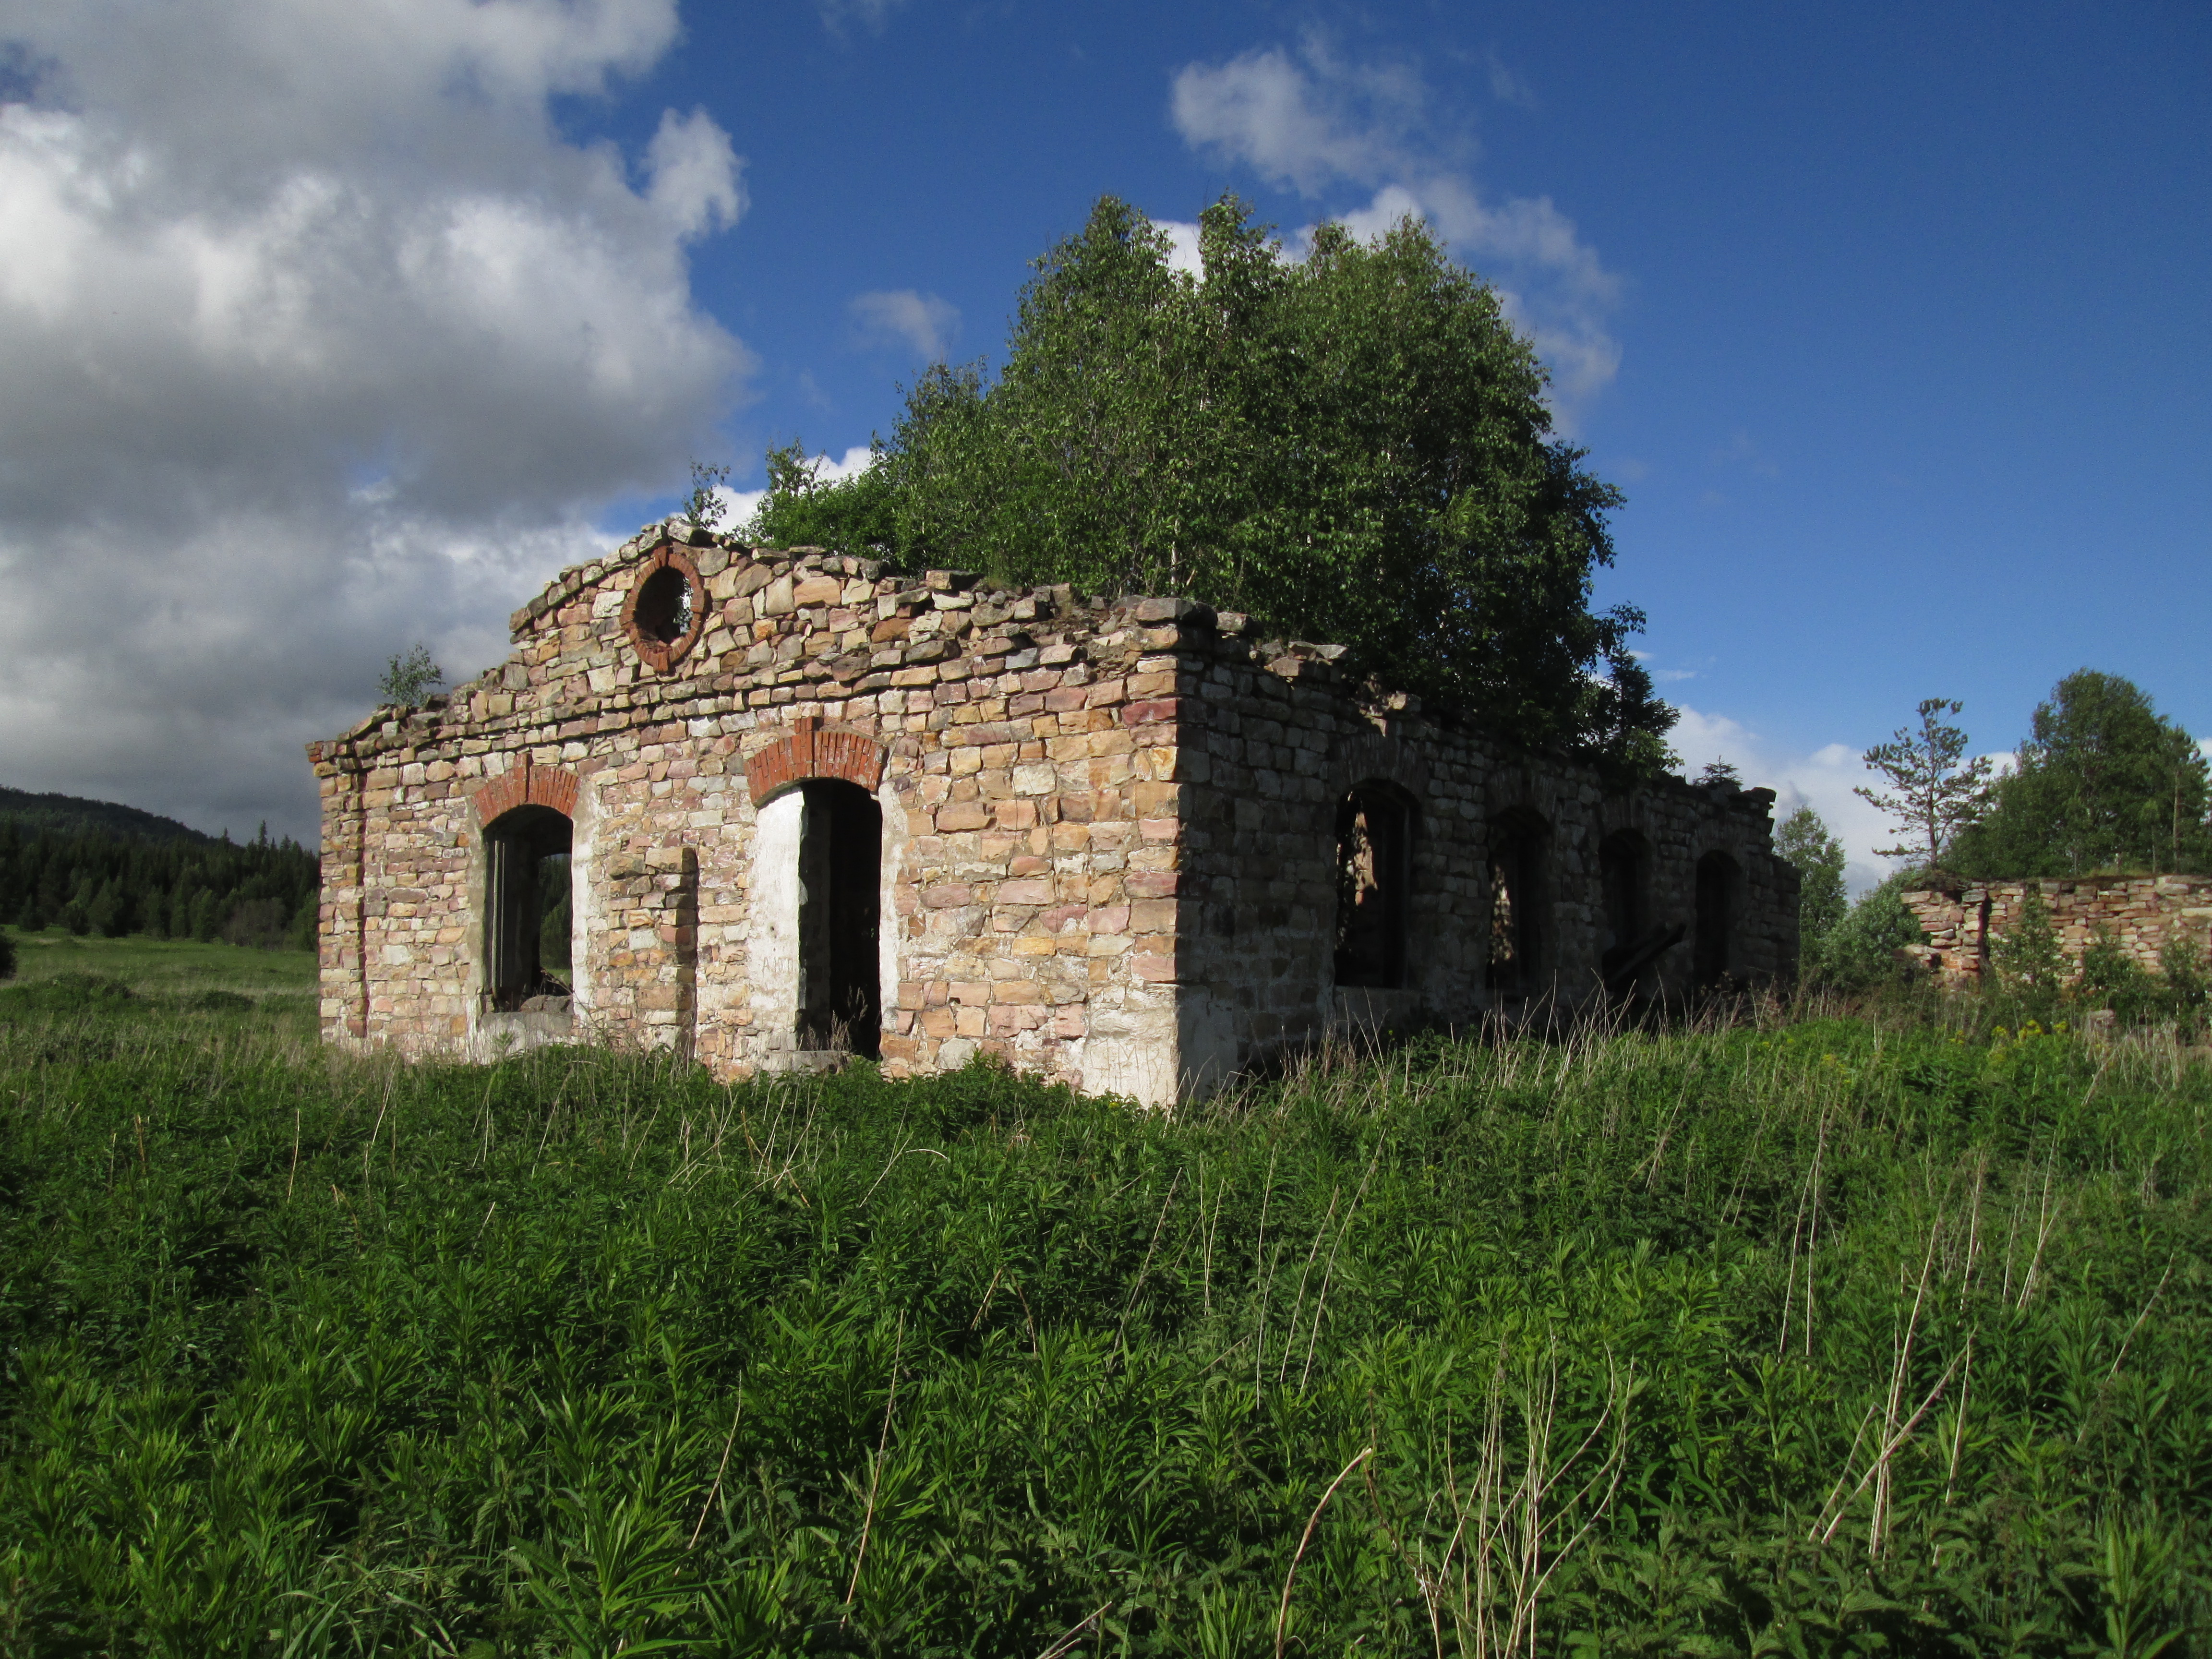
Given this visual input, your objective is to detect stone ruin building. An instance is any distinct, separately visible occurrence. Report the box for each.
[309,522,1800,1105]
[1904,876,2212,987]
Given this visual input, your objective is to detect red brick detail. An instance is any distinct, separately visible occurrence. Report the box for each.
[470,760,580,827]
[620,541,708,674]
[745,715,887,806]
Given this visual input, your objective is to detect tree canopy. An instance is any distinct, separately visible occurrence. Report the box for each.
[747,195,1673,772]
[1775,804,1847,950]
[1950,670,2212,877]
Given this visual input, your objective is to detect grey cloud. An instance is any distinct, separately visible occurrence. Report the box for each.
[0,0,750,841]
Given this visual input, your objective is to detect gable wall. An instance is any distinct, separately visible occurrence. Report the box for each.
[310,526,1195,1097]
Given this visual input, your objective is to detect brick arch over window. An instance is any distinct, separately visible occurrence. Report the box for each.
[746,717,887,807]
[471,760,580,827]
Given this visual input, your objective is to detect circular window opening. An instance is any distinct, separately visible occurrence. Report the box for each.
[621,545,707,673]
[633,564,693,644]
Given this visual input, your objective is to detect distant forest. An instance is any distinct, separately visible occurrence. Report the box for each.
[0,793,319,950]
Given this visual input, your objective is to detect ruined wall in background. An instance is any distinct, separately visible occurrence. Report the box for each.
[1905,877,2212,985]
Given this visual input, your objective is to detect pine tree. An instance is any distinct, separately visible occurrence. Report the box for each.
[1854,699,1992,872]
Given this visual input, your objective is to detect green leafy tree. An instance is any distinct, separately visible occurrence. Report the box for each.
[1854,699,1992,872]
[1775,805,1848,958]
[1991,885,2067,999]
[744,442,898,555]
[1805,871,1925,990]
[747,195,1673,771]
[1951,671,2212,877]
[683,459,731,531]
[377,644,445,708]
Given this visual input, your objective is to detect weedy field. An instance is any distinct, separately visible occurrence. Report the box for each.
[0,961,2207,1656]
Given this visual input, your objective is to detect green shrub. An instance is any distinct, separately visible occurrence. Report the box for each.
[1804,871,1924,989]
[0,1008,2208,1652]
[2079,924,2160,1024]
[1990,882,2068,1022]
[184,988,254,1013]
[2161,934,2210,1034]
[0,970,135,1016]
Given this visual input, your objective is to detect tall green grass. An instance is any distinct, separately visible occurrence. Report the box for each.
[0,996,2206,1655]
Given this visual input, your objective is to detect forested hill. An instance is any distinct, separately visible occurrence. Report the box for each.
[0,786,216,844]
[0,791,318,949]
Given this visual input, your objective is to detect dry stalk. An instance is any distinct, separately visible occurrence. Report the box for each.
[1277,1186,1339,1385]
[1117,1167,1184,1358]
[1870,1219,1943,1555]
[2017,1164,2059,1310]
[1034,1601,1116,1659]
[1803,1115,1828,1357]
[1813,1348,1966,1547]
[689,1384,744,1549]
[842,1312,906,1622]
[1943,1335,1975,1507]
[1299,1137,1389,1393]
[1276,1447,1373,1659]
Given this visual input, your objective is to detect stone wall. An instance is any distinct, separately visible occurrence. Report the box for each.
[1169,623,1795,1086]
[1904,877,2212,985]
[311,519,1799,1104]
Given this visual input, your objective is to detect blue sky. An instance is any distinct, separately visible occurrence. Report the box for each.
[0,0,2204,869]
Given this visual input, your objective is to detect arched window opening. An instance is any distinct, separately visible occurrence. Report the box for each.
[797,779,882,1057]
[1695,852,1740,988]
[484,804,572,1012]
[1334,783,1411,989]
[1600,830,1678,993]
[1487,812,1549,997]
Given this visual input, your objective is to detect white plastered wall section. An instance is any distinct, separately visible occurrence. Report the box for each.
[1073,984,1180,1106]
[877,780,907,1057]
[746,790,804,1067]
[568,781,601,1029]
[742,778,909,1075]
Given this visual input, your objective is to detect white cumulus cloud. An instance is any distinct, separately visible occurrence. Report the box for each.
[1157,219,1205,277]
[1670,707,1899,895]
[0,0,750,840]
[848,289,960,361]
[1170,36,1622,422]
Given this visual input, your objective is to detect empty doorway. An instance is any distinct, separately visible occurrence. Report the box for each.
[1695,852,1740,988]
[797,780,882,1057]
[1486,811,1549,997]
